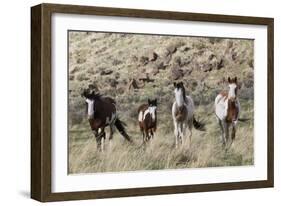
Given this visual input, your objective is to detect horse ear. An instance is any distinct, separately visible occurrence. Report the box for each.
[234,77,237,83]
[148,98,151,104]
[173,82,177,88]
[154,99,157,105]
[228,77,231,83]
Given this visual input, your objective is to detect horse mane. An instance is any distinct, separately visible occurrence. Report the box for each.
[181,85,187,103]
[82,88,103,100]
[178,82,187,103]
[90,91,116,106]
[92,92,102,100]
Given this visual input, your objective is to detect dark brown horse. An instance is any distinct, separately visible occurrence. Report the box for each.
[82,89,132,151]
[138,99,157,143]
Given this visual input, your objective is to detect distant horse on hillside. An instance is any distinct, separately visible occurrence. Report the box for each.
[82,89,132,151]
[138,99,157,143]
[172,82,205,148]
[215,77,240,147]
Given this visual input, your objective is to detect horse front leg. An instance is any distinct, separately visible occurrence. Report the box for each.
[150,129,153,139]
[93,129,102,151]
[100,128,106,152]
[94,128,105,152]
[224,122,231,149]
[231,124,236,140]
[222,120,229,147]
[142,131,145,144]
[144,129,149,143]
[217,118,225,146]
[229,123,236,147]
[174,120,180,148]
[176,123,183,147]
[179,123,184,146]
[173,121,178,148]
[149,129,154,144]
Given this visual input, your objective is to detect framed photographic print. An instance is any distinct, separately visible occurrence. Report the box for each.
[31,3,274,202]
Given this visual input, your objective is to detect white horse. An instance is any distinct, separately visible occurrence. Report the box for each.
[215,77,240,147]
[172,82,204,148]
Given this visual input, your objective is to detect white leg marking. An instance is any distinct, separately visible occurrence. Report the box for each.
[174,120,179,148]
[101,137,105,152]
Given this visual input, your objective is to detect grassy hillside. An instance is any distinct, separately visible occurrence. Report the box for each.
[68,31,254,174]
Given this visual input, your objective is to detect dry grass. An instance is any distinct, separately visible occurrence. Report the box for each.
[69,101,253,174]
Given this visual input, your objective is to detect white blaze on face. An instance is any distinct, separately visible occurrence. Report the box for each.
[174,88,184,107]
[228,83,237,99]
[148,106,157,121]
[85,98,94,118]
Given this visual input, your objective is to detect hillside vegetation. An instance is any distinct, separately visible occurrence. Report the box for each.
[68,31,254,174]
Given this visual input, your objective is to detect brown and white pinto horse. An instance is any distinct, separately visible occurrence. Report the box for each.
[172,82,205,148]
[215,77,240,147]
[138,99,157,143]
[82,89,132,151]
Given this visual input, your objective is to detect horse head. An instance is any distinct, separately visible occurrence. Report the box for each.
[81,89,98,119]
[173,82,186,106]
[227,77,239,102]
[148,98,157,121]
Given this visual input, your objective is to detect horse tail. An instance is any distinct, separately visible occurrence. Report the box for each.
[193,116,205,131]
[114,118,132,142]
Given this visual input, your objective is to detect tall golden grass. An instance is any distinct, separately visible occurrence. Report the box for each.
[69,102,253,174]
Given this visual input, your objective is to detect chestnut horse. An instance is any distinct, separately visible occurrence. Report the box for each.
[138,99,157,143]
[172,82,205,148]
[215,77,240,147]
[82,89,132,151]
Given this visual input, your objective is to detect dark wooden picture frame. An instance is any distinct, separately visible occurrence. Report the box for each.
[31,3,274,202]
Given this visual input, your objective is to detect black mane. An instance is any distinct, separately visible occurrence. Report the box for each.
[82,89,103,100]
